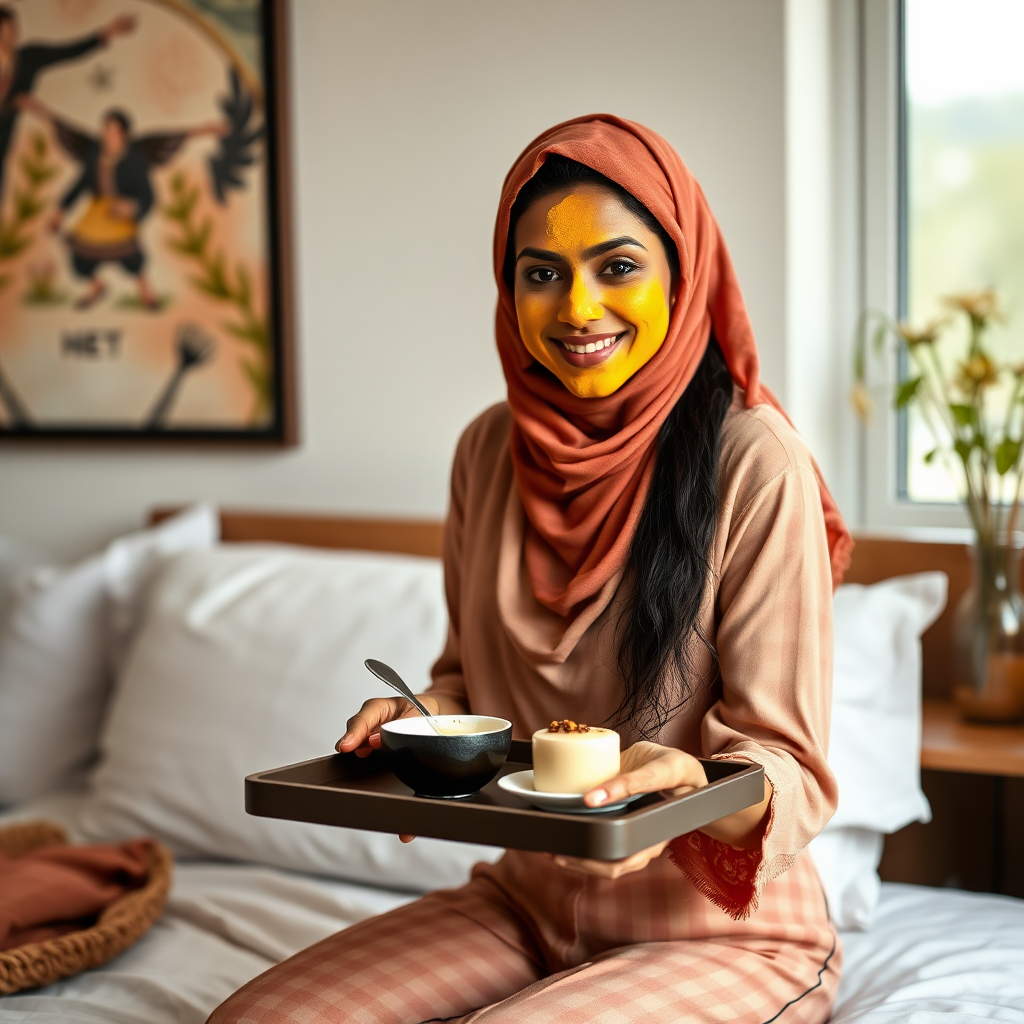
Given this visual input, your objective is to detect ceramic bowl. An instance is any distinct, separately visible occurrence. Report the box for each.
[380,715,512,799]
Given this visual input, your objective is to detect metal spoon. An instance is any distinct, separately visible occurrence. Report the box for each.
[364,659,444,735]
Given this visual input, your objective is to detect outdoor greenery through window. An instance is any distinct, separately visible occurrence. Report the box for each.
[903,0,1024,503]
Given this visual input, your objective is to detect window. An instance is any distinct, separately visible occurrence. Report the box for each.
[859,0,1024,528]
[903,0,1024,504]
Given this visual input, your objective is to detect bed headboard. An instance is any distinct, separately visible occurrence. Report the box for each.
[152,509,975,699]
[843,533,975,700]
[152,508,443,560]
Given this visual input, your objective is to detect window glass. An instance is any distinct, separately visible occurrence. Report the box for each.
[903,0,1024,502]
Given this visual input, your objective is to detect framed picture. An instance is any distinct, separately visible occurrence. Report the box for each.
[0,0,295,443]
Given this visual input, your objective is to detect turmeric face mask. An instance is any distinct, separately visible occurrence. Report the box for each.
[512,185,674,399]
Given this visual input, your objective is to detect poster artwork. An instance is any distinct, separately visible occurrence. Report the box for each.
[0,0,293,441]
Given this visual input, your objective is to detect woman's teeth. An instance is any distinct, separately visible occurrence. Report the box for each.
[561,336,617,354]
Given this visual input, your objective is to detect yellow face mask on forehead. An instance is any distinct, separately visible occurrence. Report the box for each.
[513,186,673,400]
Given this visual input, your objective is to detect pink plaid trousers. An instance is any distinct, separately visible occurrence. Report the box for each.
[207,848,840,1024]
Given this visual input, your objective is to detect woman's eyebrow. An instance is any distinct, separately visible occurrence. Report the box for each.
[516,237,649,263]
[517,246,564,263]
[581,236,648,260]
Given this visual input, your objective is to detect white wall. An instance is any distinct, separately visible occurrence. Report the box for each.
[0,0,797,561]
[783,0,860,521]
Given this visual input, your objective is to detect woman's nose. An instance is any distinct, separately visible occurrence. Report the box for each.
[558,275,602,327]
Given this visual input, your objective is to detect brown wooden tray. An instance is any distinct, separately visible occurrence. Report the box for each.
[246,740,764,860]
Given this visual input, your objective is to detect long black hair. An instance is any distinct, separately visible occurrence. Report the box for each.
[506,156,734,739]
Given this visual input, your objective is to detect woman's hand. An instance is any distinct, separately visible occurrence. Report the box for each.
[336,693,468,758]
[550,741,708,880]
[336,696,432,758]
[109,198,137,221]
[101,14,137,43]
[337,693,468,843]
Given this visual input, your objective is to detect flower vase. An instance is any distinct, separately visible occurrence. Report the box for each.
[953,534,1024,723]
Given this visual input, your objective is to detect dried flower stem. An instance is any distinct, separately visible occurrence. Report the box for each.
[162,172,271,423]
[853,290,1023,543]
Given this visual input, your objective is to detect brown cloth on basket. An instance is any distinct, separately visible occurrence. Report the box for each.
[0,838,152,950]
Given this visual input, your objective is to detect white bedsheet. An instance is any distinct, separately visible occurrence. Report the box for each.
[0,861,415,1023]
[833,884,1024,1023]
[1,816,1022,1023]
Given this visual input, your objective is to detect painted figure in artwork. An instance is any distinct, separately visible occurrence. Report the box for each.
[16,96,227,311]
[0,5,136,204]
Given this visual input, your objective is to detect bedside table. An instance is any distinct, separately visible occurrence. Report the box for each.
[922,699,1024,776]
[920,699,1024,894]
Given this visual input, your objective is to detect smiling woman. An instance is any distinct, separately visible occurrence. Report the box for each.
[209,115,853,1024]
[508,163,676,399]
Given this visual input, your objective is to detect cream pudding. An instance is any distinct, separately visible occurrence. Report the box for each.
[531,720,620,794]
[433,718,496,736]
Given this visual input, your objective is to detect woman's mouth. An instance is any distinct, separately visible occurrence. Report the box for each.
[551,332,625,368]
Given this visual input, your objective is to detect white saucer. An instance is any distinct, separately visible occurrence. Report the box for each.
[497,770,643,814]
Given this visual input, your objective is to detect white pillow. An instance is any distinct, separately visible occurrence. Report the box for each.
[809,827,883,932]
[0,504,219,805]
[77,545,503,891]
[0,536,48,615]
[105,505,221,673]
[810,570,947,930]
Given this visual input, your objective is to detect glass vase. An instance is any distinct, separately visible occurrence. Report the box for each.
[953,534,1024,723]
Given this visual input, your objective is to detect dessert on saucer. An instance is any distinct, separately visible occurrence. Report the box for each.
[499,720,640,813]
[532,719,620,793]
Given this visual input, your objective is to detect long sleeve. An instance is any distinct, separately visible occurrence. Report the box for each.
[121,151,154,220]
[13,38,103,99]
[669,410,837,919]
[17,37,103,80]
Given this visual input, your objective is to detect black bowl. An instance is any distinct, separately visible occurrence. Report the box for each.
[381,715,512,799]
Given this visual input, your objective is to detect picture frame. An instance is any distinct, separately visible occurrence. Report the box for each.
[0,0,296,444]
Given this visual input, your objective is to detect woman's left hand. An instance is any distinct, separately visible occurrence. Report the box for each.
[549,742,708,880]
[109,198,136,221]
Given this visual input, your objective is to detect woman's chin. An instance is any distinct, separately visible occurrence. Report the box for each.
[558,367,632,400]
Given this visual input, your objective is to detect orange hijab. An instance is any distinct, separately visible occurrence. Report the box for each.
[494,115,852,620]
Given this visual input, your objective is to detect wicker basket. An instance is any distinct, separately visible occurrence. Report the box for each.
[0,820,173,995]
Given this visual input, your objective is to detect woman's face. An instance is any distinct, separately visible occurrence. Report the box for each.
[102,118,128,157]
[513,185,673,399]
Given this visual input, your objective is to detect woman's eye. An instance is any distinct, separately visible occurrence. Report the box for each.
[526,267,561,284]
[603,259,639,277]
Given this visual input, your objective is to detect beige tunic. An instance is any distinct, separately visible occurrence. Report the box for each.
[207,391,844,1024]
[427,389,838,903]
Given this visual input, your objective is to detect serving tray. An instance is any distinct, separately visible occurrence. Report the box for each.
[246,741,763,861]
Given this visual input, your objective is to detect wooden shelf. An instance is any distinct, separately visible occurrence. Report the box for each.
[921,699,1024,777]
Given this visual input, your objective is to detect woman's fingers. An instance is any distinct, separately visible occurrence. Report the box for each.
[337,696,442,755]
[553,841,669,879]
[583,743,707,807]
[336,698,403,753]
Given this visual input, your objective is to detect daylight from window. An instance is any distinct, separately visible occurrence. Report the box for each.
[904,0,1024,502]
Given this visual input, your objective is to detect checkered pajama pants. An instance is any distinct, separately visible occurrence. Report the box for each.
[207,849,840,1024]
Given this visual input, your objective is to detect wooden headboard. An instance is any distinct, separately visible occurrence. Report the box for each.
[844,533,977,700]
[152,508,444,560]
[153,509,973,699]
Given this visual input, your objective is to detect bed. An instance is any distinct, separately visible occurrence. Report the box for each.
[0,508,1022,1024]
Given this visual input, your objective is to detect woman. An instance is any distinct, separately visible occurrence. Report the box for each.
[16,94,227,311]
[209,115,852,1024]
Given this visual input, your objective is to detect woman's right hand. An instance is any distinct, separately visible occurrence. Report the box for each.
[335,696,440,758]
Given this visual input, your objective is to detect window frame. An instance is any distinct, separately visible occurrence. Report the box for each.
[859,0,971,530]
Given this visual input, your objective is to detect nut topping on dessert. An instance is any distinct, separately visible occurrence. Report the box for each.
[548,719,591,733]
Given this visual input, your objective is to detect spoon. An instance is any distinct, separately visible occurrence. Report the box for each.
[364,659,444,735]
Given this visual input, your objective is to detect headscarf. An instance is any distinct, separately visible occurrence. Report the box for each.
[494,115,853,623]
